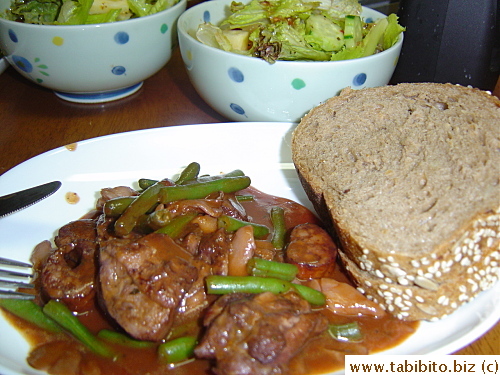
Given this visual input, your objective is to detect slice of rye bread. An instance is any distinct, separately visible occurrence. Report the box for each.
[291,82,500,321]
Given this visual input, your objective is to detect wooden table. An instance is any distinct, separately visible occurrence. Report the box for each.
[0,45,498,357]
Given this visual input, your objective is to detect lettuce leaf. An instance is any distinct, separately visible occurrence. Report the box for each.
[383,13,405,50]
[56,0,93,24]
[196,23,235,51]
[127,0,150,17]
[2,0,179,24]
[269,0,319,19]
[330,14,404,61]
[330,44,365,61]
[221,0,318,29]
[304,14,344,52]
[221,0,268,28]
[319,0,361,18]
[85,8,121,23]
[196,0,404,63]
[267,20,331,61]
[5,0,61,23]
[146,0,177,16]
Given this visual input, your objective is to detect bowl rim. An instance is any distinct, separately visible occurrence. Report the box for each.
[178,1,404,66]
[0,0,186,29]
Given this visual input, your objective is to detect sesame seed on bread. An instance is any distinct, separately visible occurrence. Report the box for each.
[291,82,500,321]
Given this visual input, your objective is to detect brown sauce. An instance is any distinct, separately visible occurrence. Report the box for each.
[0,186,418,375]
[65,192,80,205]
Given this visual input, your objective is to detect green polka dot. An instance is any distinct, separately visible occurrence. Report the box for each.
[292,78,305,90]
[160,23,168,34]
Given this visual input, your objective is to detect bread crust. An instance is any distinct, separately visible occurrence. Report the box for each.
[292,83,500,321]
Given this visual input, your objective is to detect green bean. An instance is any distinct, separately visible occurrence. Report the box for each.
[221,169,245,178]
[205,275,325,306]
[328,322,363,342]
[155,212,198,239]
[158,176,251,204]
[105,169,248,220]
[270,206,286,250]
[195,169,245,183]
[158,336,197,364]
[147,209,172,230]
[139,169,245,189]
[114,181,164,236]
[111,175,250,236]
[98,329,155,349]
[206,275,290,294]
[131,213,155,234]
[43,300,117,358]
[138,163,202,190]
[175,162,201,184]
[217,215,269,239]
[138,178,157,190]
[103,196,136,217]
[291,283,327,306]
[137,163,202,190]
[167,320,198,339]
[235,194,254,202]
[0,299,61,333]
[247,257,298,281]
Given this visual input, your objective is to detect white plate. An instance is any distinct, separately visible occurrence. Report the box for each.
[0,122,498,375]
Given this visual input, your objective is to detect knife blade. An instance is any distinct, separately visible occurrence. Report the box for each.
[0,181,62,218]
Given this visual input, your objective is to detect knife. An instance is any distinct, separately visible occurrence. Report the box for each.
[0,181,62,218]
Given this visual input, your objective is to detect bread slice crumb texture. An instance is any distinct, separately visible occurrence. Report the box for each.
[292,83,500,320]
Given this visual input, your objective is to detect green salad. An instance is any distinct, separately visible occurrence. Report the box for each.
[2,0,179,25]
[196,0,404,63]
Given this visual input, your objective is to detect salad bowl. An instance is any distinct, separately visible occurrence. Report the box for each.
[177,0,404,122]
[0,0,186,103]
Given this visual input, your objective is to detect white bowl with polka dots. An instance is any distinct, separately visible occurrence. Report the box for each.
[177,0,403,122]
[0,0,186,103]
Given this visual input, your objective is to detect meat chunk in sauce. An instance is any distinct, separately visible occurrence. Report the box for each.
[286,223,338,280]
[174,228,232,327]
[99,232,198,341]
[40,219,98,311]
[195,291,328,375]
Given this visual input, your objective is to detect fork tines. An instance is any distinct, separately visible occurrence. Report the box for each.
[0,257,32,268]
[0,257,35,300]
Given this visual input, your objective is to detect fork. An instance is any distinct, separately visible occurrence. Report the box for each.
[0,257,35,300]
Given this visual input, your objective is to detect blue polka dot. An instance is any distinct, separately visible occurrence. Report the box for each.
[228,67,244,83]
[230,103,246,116]
[8,29,18,43]
[114,31,129,44]
[12,55,32,73]
[352,73,367,86]
[203,10,210,23]
[365,17,374,23]
[112,66,126,75]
